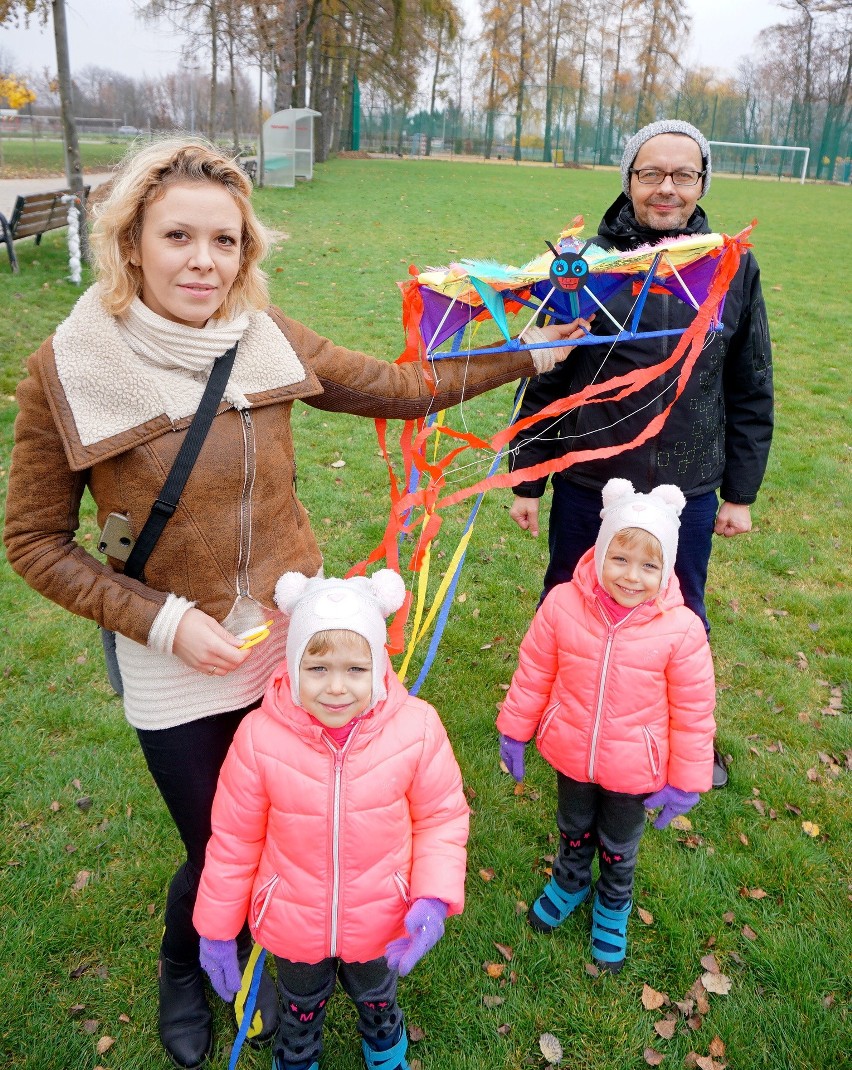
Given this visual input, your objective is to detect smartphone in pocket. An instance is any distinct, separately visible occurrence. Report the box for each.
[98,512,136,562]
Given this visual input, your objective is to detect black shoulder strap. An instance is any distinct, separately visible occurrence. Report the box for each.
[123,342,238,581]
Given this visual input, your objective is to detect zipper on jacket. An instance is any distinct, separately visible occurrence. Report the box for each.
[236,410,258,599]
[252,872,280,930]
[588,601,637,781]
[642,726,660,779]
[323,723,361,956]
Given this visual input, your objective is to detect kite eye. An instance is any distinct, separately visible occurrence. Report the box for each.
[570,257,588,278]
[551,257,569,277]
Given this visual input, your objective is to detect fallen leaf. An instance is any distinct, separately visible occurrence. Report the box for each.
[686,1014,703,1031]
[642,984,668,1010]
[802,821,820,837]
[456,592,467,603]
[740,887,767,900]
[700,953,720,973]
[709,1035,726,1058]
[68,1004,86,1017]
[643,1048,665,1066]
[96,1037,115,1055]
[75,796,93,812]
[670,814,692,831]
[785,803,802,816]
[478,868,495,882]
[638,907,655,926]
[539,1032,563,1064]
[50,800,61,812]
[674,999,694,1016]
[654,1018,677,1039]
[72,870,92,891]
[408,1025,425,1042]
[701,971,732,995]
[739,833,749,846]
[497,1023,511,1035]
[796,651,809,670]
[584,962,600,978]
[742,924,758,941]
[118,1013,130,1024]
[81,1019,99,1034]
[484,962,505,979]
[722,911,735,925]
[493,942,513,961]
[482,995,504,1008]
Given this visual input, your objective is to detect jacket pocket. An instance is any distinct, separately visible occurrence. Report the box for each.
[642,727,661,779]
[393,871,412,909]
[536,701,561,744]
[251,873,280,931]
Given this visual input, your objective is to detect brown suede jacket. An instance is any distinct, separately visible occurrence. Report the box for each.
[4,301,535,647]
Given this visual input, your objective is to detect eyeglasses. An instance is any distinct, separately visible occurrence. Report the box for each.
[630,167,705,187]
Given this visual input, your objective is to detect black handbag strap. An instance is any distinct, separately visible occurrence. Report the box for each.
[123,342,238,581]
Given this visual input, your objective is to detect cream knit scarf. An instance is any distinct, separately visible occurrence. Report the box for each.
[117,297,252,416]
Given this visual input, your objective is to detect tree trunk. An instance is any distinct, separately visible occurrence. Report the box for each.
[573,11,590,163]
[52,0,89,262]
[273,0,297,110]
[207,0,218,138]
[513,1,526,163]
[426,14,445,156]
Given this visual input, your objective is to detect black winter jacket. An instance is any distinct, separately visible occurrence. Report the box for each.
[510,195,773,503]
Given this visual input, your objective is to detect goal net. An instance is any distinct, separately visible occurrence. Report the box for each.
[708,141,809,183]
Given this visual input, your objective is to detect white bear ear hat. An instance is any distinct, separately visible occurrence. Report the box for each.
[594,478,687,592]
[275,568,406,710]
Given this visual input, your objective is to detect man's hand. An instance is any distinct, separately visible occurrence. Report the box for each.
[509,496,540,536]
[714,501,752,537]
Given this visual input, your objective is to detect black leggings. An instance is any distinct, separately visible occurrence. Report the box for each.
[136,703,256,963]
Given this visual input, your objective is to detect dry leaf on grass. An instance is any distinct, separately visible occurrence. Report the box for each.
[742,924,758,941]
[478,868,496,882]
[539,1032,563,1064]
[330,459,346,468]
[72,870,92,891]
[482,995,504,1008]
[653,1018,677,1039]
[497,1023,512,1035]
[642,984,669,1010]
[484,962,505,979]
[740,887,767,900]
[96,1037,115,1055]
[493,942,513,961]
[722,911,735,925]
[638,907,655,925]
[700,953,720,973]
[408,1025,425,1042]
[643,1048,665,1066]
[670,814,692,831]
[701,971,733,995]
[709,1035,726,1058]
[802,821,820,838]
[584,962,600,978]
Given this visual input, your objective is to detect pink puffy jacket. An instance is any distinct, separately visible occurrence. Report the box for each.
[193,660,469,963]
[497,550,716,795]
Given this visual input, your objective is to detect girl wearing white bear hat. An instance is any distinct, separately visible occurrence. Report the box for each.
[497,479,716,973]
[193,569,469,1070]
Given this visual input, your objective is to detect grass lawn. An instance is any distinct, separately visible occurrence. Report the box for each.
[0,157,850,1070]
[0,135,130,179]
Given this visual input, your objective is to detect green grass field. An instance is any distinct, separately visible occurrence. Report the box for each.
[0,158,850,1070]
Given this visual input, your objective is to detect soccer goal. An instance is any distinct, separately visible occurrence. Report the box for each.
[708,141,810,183]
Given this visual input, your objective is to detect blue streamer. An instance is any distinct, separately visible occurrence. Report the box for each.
[228,947,268,1070]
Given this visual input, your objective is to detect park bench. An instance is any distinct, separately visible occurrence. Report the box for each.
[1,186,90,273]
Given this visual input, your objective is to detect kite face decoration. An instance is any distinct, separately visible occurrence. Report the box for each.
[548,239,589,295]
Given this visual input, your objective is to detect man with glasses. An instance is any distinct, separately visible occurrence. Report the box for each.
[508,120,773,787]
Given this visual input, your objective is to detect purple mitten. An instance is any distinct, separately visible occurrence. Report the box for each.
[385,898,448,976]
[645,784,700,830]
[499,733,527,781]
[199,936,242,1001]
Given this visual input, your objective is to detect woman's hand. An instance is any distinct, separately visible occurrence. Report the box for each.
[172,608,250,676]
[522,316,593,373]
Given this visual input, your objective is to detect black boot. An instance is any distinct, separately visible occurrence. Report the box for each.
[236,933,279,1046]
[158,956,212,1069]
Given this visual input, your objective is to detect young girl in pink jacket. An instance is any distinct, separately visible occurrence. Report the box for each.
[193,569,469,1070]
[497,479,716,973]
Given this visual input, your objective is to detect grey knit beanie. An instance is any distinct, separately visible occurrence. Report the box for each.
[621,119,712,198]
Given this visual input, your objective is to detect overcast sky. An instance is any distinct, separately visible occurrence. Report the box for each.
[4,0,788,84]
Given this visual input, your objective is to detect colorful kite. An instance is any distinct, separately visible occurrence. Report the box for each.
[350,218,755,692]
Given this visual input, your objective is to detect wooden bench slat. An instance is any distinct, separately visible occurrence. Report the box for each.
[2,185,91,272]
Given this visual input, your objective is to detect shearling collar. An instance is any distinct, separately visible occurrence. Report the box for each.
[52,285,308,449]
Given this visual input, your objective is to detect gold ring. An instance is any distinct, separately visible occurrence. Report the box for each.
[208,667,216,675]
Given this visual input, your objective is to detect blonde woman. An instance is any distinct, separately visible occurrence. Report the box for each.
[4,137,583,1068]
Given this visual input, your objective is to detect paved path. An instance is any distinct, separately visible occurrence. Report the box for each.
[0,172,113,217]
